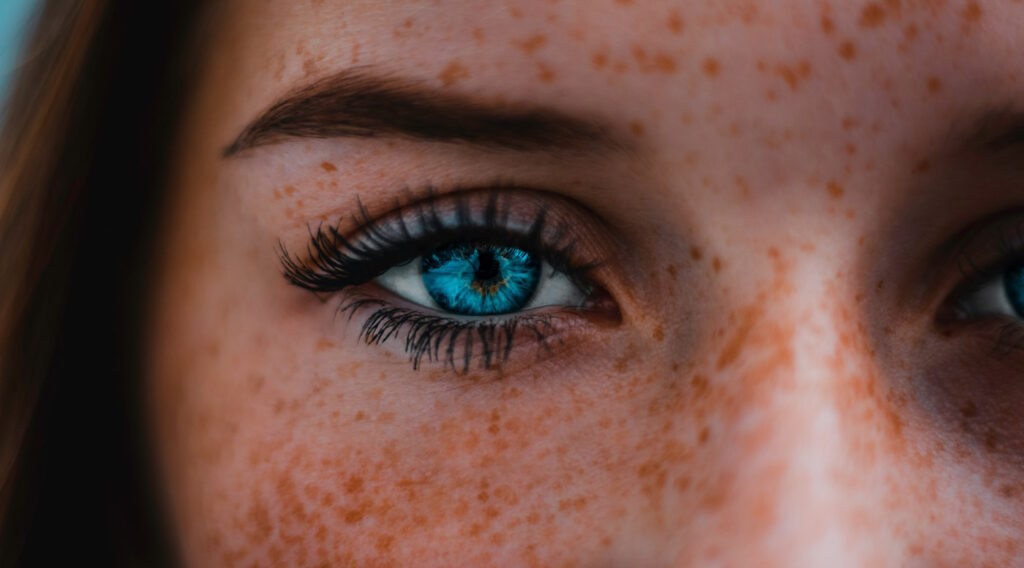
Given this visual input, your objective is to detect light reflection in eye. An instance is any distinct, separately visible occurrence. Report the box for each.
[374,241,586,317]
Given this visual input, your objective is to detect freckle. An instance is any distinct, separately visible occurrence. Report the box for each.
[838,41,857,60]
[272,188,281,200]
[827,181,845,199]
[667,10,684,34]
[284,185,296,196]
[284,207,294,219]
[472,27,485,43]
[403,17,414,28]
[712,257,723,272]
[439,60,470,86]
[654,53,677,73]
[303,57,319,75]
[629,120,646,136]
[536,62,557,83]
[666,264,678,279]
[344,475,364,494]
[765,89,778,102]
[912,159,930,174]
[844,208,856,219]
[859,3,887,28]
[702,57,720,78]
[375,535,394,552]
[690,246,703,261]
[653,325,664,342]
[775,61,812,90]
[698,427,710,444]
[841,116,859,130]
[314,338,334,352]
[904,23,918,41]
[515,34,547,55]
[961,0,982,25]
[926,76,942,93]
[821,14,835,34]
[592,51,608,69]
[355,410,366,421]
[321,161,337,172]
[344,509,365,524]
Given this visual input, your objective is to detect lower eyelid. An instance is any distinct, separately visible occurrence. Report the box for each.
[336,290,611,373]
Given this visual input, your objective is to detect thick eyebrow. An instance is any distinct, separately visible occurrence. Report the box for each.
[223,69,623,157]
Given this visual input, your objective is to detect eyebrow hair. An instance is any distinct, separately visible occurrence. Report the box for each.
[223,69,622,157]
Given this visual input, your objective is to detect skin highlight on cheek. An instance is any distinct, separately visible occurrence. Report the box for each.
[143,0,1024,565]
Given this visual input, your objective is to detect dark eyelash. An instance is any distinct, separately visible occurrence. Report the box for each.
[279,188,606,371]
[338,297,563,372]
[278,188,596,294]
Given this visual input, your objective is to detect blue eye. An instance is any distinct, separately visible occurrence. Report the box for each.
[421,243,540,315]
[956,262,1024,319]
[374,241,587,317]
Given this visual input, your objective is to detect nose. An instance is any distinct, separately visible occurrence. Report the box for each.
[659,253,908,566]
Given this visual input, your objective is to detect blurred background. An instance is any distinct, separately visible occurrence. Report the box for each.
[0,0,38,106]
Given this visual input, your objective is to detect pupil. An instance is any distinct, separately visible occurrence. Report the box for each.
[475,250,501,283]
[421,243,540,316]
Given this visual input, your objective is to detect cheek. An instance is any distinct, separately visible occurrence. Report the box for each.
[167,359,665,565]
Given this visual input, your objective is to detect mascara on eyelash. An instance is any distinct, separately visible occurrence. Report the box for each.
[338,296,565,372]
[277,189,597,294]
[277,189,608,371]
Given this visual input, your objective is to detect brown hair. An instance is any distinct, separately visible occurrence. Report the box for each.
[0,0,201,563]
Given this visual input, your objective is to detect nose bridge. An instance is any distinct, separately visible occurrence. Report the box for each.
[687,250,895,565]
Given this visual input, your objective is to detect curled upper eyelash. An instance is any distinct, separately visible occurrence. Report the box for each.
[278,188,599,295]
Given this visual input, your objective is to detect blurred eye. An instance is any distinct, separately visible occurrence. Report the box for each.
[375,241,587,316]
[955,262,1024,320]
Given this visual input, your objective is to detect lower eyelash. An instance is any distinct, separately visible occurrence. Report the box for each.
[339,297,564,372]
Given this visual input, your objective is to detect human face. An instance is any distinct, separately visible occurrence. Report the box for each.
[147,0,1024,565]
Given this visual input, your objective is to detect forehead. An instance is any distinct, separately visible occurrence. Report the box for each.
[201,0,1024,210]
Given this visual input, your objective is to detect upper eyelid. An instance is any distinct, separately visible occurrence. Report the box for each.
[278,188,608,294]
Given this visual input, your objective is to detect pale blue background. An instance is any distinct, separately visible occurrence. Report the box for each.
[0,0,39,105]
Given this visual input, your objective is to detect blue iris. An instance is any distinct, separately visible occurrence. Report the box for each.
[421,243,540,315]
[1006,264,1024,316]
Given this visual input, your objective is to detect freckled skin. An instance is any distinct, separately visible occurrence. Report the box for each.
[147,0,1024,566]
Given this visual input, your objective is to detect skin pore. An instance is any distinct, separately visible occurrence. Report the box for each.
[146,0,1024,565]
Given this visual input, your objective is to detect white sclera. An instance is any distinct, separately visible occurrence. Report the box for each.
[374,255,586,316]
[958,273,1019,318]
